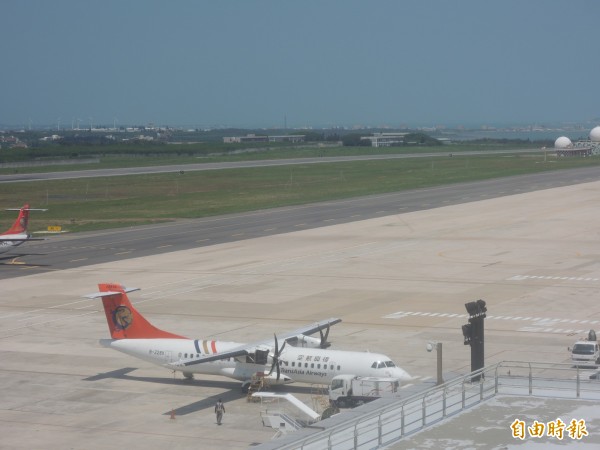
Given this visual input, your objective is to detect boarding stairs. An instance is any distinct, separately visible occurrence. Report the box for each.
[252,392,321,438]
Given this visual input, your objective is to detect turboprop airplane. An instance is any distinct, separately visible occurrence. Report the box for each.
[0,204,47,254]
[86,283,413,390]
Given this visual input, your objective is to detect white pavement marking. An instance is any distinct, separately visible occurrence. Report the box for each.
[508,274,600,282]
[383,310,598,335]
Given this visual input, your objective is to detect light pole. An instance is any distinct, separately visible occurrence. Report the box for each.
[463,299,487,381]
[427,341,444,385]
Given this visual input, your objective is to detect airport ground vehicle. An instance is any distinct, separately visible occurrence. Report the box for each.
[569,330,600,366]
[328,374,401,408]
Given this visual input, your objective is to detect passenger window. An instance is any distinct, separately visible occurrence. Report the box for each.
[317,364,321,369]
[337,365,341,370]
[292,362,295,367]
[311,363,314,368]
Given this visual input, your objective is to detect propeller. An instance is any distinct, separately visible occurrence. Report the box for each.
[267,334,287,380]
[319,323,331,348]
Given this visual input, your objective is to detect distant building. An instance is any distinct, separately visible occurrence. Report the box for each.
[223,134,305,144]
[555,145,592,157]
[39,135,62,142]
[360,132,408,147]
[268,135,305,143]
[1,135,28,148]
[554,127,599,157]
[223,134,268,143]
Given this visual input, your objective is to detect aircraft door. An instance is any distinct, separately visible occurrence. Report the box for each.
[326,359,338,375]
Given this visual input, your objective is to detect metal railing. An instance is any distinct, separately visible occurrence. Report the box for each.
[254,361,600,450]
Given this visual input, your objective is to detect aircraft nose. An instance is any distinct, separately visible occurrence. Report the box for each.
[392,367,413,382]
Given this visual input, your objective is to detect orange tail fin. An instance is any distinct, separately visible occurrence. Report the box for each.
[85,283,186,339]
[5,204,31,234]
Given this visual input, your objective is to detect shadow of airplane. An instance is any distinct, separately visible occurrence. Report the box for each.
[84,367,326,416]
[0,253,49,267]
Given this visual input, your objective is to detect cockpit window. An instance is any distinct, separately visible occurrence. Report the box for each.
[372,361,386,369]
[371,362,378,369]
[385,361,396,368]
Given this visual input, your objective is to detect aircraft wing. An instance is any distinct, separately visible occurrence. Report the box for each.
[278,317,342,342]
[181,317,342,367]
[179,346,251,366]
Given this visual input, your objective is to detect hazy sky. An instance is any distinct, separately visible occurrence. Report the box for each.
[2,0,599,129]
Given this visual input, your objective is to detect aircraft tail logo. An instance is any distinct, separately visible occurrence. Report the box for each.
[85,283,186,340]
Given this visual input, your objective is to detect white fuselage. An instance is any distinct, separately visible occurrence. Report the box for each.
[0,233,28,254]
[100,338,412,384]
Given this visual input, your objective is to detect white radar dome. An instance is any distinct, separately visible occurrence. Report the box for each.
[590,126,600,143]
[554,136,573,149]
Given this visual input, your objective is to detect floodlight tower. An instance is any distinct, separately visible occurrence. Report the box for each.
[462,299,487,381]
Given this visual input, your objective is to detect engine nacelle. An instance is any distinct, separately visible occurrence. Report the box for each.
[286,334,322,348]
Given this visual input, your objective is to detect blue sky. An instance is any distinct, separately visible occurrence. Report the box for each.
[2,0,599,129]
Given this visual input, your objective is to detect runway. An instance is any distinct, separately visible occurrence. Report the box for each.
[2,171,600,448]
[3,166,600,279]
[0,148,542,183]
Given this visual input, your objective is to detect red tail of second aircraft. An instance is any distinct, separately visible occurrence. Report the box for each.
[86,283,186,340]
[4,203,32,235]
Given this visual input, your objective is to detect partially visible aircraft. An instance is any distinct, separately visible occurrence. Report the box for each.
[86,283,413,390]
[0,204,47,254]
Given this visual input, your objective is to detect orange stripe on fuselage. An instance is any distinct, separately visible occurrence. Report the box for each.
[211,340,217,353]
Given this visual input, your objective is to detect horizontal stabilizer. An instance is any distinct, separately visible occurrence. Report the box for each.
[5,208,48,211]
[84,287,140,299]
